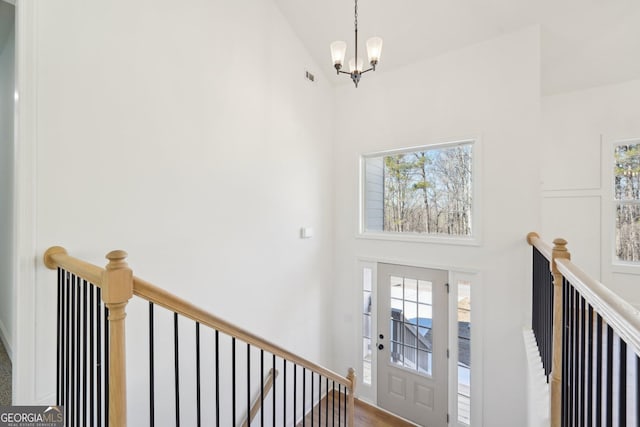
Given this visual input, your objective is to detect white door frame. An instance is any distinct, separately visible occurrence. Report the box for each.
[355,256,484,426]
[12,0,38,404]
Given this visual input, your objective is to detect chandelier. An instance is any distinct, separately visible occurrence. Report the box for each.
[330,0,383,88]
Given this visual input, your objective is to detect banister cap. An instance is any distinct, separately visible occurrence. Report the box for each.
[44,246,68,270]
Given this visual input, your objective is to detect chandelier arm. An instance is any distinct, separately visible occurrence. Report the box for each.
[360,67,375,74]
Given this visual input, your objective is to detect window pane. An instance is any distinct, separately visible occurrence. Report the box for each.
[615,203,640,262]
[363,361,372,386]
[390,319,404,343]
[417,350,432,375]
[404,346,417,369]
[405,324,418,347]
[363,142,474,236]
[458,280,471,426]
[363,337,372,361]
[390,276,403,298]
[404,300,418,324]
[404,278,418,301]
[363,291,372,314]
[614,142,640,201]
[363,267,373,292]
[390,343,404,366]
[363,314,371,338]
[417,280,432,304]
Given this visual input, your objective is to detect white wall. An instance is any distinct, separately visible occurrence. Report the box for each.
[542,79,640,305]
[27,0,335,416]
[331,27,541,427]
[0,4,14,357]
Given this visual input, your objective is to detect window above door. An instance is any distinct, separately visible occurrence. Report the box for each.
[359,139,480,245]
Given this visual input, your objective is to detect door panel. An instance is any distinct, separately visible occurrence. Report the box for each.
[377,264,448,427]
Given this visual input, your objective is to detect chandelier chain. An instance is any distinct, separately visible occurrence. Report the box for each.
[354,0,358,31]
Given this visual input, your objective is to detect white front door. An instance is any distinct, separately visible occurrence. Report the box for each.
[377,263,449,427]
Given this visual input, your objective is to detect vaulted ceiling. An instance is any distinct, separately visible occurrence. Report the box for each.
[273,0,640,94]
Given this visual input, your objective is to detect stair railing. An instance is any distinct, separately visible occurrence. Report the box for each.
[527,233,640,427]
[44,246,356,427]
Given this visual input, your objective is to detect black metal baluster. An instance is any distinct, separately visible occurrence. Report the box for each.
[232,338,236,427]
[70,274,76,427]
[96,287,102,427]
[62,271,71,422]
[89,284,94,426]
[82,280,88,425]
[149,303,155,427]
[75,276,81,426]
[337,385,341,427]
[104,303,109,427]
[303,368,307,427]
[311,371,315,427]
[580,295,586,426]
[196,322,201,427]
[325,377,329,427]
[596,314,603,427]
[318,375,322,426]
[283,359,287,427]
[57,269,61,406]
[272,354,276,426]
[215,330,220,427]
[294,364,297,426]
[260,349,264,426]
[174,313,180,427]
[636,355,639,427]
[572,285,578,426]
[248,344,252,427]
[568,283,574,427]
[606,325,614,427]
[562,278,567,426]
[619,339,627,427]
[587,304,594,427]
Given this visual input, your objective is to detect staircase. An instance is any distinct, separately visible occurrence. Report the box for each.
[526,233,640,427]
[44,246,356,427]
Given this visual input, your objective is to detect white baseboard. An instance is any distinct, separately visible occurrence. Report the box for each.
[0,318,12,361]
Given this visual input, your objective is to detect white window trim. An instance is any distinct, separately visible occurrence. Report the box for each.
[355,260,378,404]
[603,137,640,274]
[448,271,483,427]
[357,138,483,246]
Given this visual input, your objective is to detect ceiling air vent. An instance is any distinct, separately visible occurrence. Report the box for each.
[305,70,315,83]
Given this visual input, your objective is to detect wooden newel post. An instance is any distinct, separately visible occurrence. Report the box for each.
[550,238,570,427]
[101,250,133,427]
[347,368,356,427]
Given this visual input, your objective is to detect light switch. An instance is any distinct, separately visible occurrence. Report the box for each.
[300,227,314,239]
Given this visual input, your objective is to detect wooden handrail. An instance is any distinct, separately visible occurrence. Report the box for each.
[44,247,356,426]
[556,258,640,356]
[526,231,552,261]
[44,246,104,286]
[133,275,353,388]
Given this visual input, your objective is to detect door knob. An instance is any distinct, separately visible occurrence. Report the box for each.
[378,344,384,350]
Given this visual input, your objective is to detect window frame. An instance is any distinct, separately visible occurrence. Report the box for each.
[609,137,640,269]
[358,138,482,245]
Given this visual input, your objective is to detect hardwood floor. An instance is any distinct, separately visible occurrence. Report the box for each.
[297,391,416,427]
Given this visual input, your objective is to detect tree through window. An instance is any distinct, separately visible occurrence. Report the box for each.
[614,140,640,262]
[363,141,474,237]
